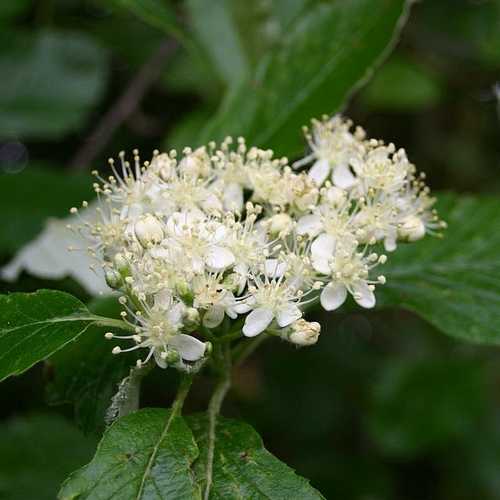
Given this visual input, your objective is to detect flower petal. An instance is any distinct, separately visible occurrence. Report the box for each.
[169,334,206,361]
[308,158,330,186]
[264,259,287,278]
[205,246,235,271]
[332,163,357,189]
[223,182,244,212]
[277,304,302,327]
[242,308,274,337]
[296,214,322,236]
[352,281,376,309]
[320,283,347,311]
[203,306,225,328]
[311,233,336,259]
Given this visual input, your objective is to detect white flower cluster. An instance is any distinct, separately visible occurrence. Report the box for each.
[70,115,444,371]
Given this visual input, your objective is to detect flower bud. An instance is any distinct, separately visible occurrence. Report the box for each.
[286,319,321,346]
[105,268,122,289]
[113,253,130,276]
[398,215,425,242]
[183,307,200,331]
[134,214,164,247]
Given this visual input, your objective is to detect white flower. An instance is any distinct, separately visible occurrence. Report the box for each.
[242,278,303,337]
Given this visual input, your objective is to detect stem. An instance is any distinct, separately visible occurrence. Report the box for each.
[94,316,136,333]
[204,344,231,500]
[172,373,194,416]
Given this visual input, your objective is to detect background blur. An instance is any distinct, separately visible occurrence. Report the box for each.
[1,1,500,499]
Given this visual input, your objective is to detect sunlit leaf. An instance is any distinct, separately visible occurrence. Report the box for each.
[198,0,411,156]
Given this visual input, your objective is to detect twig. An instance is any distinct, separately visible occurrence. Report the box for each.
[204,344,231,500]
[70,38,178,171]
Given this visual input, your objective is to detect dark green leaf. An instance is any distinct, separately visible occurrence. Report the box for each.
[0,29,108,139]
[361,54,443,111]
[367,359,486,457]
[379,193,500,344]
[187,414,324,499]
[0,414,98,500]
[0,290,126,381]
[198,0,410,156]
[0,0,31,21]
[46,297,137,433]
[109,0,183,39]
[59,408,201,499]
[0,166,93,254]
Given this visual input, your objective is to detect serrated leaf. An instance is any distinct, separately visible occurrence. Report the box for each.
[0,414,98,500]
[59,408,201,500]
[379,193,500,344]
[198,0,410,156]
[0,290,125,381]
[187,414,324,499]
[0,29,108,139]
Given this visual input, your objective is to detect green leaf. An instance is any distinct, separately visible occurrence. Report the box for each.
[109,0,183,39]
[186,0,250,86]
[198,0,411,156]
[367,358,487,457]
[0,0,31,21]
[379,193,500,344]
[360,54,443,111]
[59,408,201,499]
[0,414,98,500]
[0,290,126,382]
[0,166,93,254]
[0,29,108,139]
[46,297,137,433]
[187,414,324,499]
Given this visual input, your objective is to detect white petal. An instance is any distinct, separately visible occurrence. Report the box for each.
[332,164,357,189]
[169,334,206,361]
[264,259,287,278]
[203,306,225,328]
[312,257,331,275]
[296,214,322,236]
[277,304,302,327]
[308,158,330,186]
[233,301,253,314]
[154,289,173,310]
[242,308,274,337]
[320,283,347,311]
[352,281,376,309]
[205,246,235,271]
[223,183,244,212]
[384,235,397,252]
[311,233,336,260]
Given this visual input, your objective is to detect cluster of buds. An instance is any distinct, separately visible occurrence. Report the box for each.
[69,115,444,371]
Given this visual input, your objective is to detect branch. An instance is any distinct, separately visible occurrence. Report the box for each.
[70,38,178,171]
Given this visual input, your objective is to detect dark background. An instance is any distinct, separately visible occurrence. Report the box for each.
[0,1,499,499]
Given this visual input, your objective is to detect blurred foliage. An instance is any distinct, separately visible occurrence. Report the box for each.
[1,0,500,499]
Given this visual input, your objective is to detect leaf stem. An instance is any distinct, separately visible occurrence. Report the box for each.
[172,373,194,416]
[204,344,231,500]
